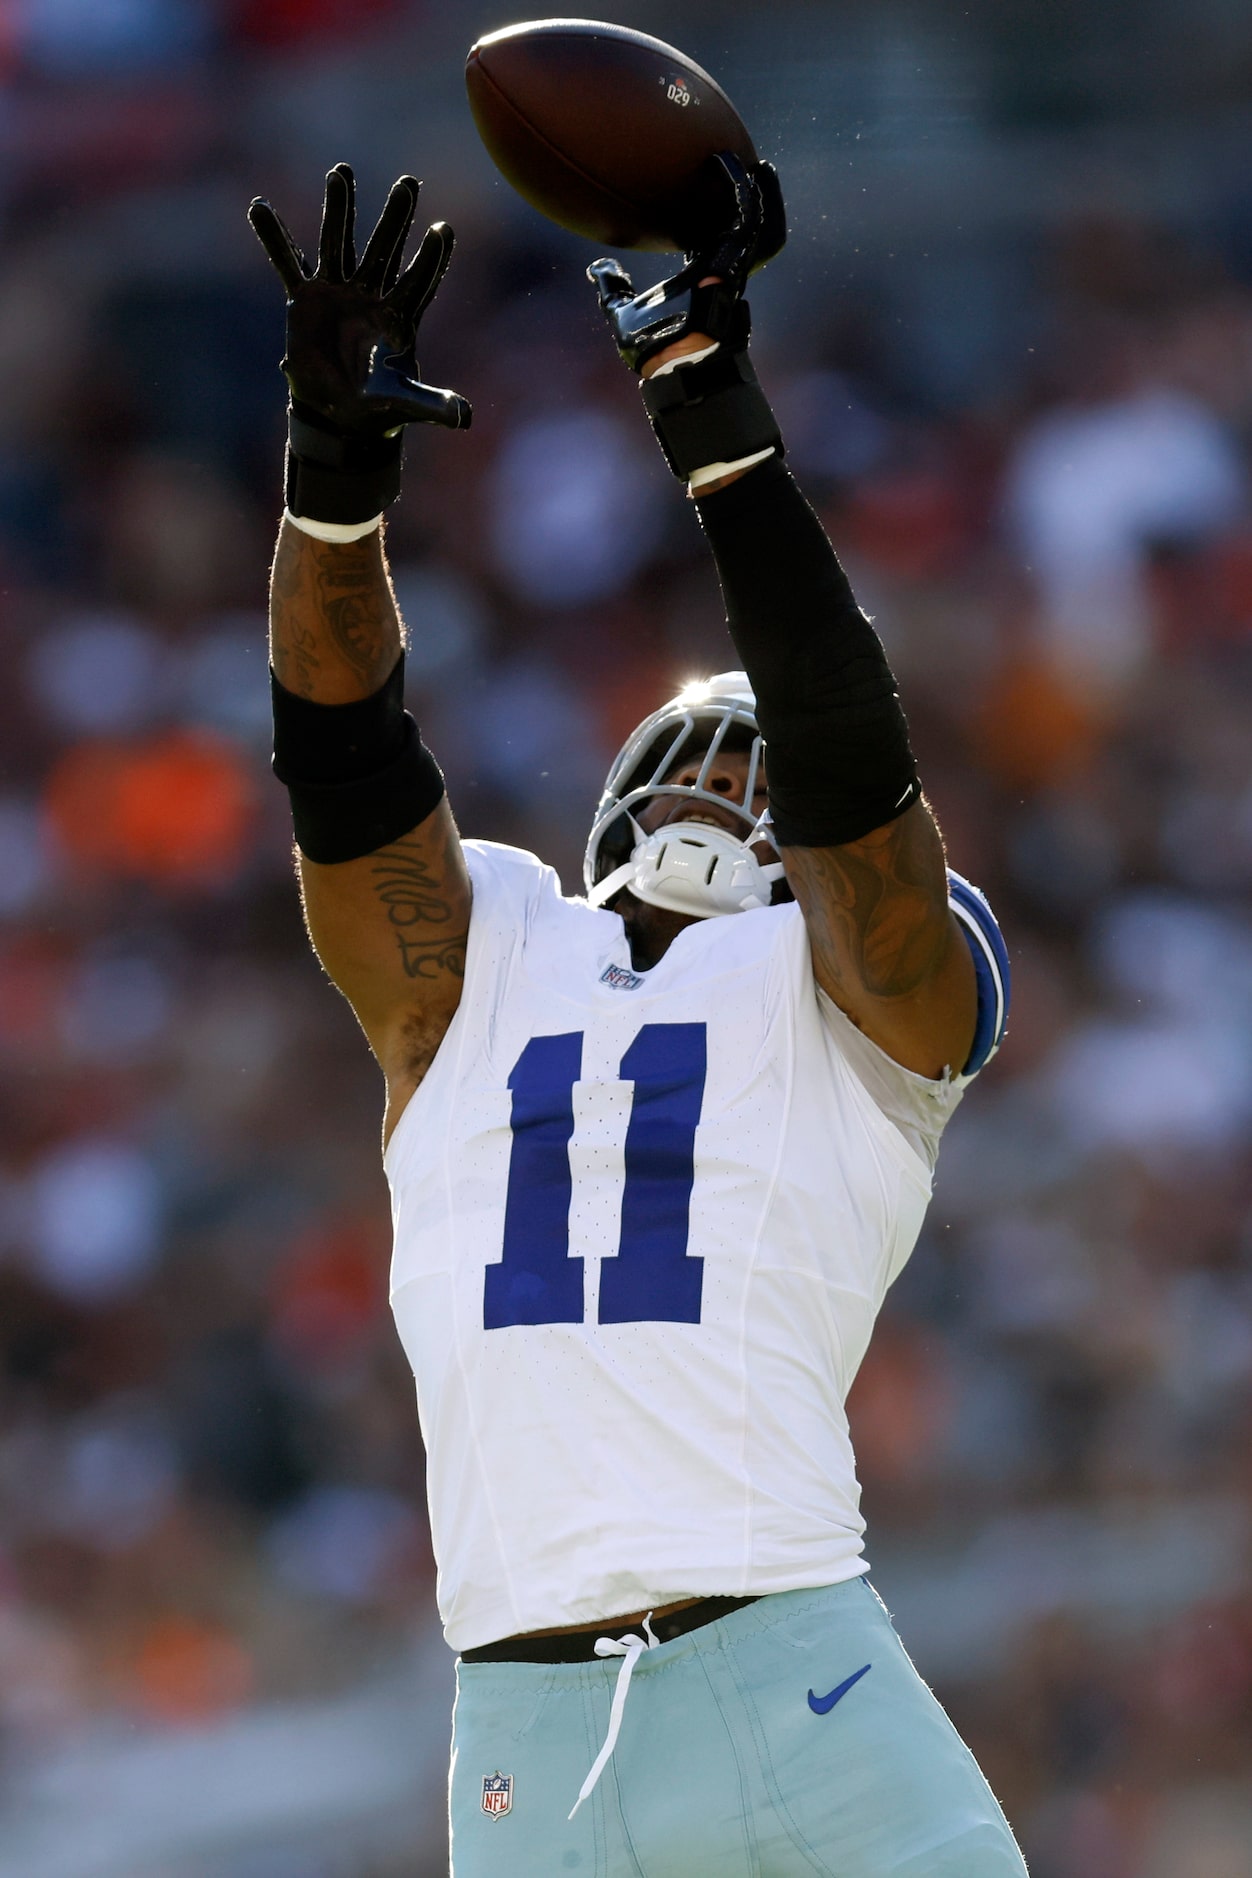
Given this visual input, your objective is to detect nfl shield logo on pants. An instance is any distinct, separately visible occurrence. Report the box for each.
[482,1771,513,1818]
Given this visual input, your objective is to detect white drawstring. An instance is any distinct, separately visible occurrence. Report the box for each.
[568,1614,660,1819]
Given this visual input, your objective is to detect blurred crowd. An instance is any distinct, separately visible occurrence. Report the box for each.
[0,2,1251,1875]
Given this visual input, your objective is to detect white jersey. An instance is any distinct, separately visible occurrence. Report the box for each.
[385,840,977,1652]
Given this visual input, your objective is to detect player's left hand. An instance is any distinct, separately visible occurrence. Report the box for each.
[588,154,785,374]
[249,164,471,434]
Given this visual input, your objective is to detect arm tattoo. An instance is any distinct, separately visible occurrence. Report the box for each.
[321,560,391,675]
[386,930,468,982]
[269,540,322,696]
[270,527,402,699]
[783,806,948,1003]
[370,837,469,982]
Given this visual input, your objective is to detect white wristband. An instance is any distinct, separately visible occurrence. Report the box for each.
[646,340,721,378]
[284,509,383,543]
[688,446,777,493]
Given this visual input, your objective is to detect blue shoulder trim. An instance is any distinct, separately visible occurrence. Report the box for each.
[946,870,1010,1076]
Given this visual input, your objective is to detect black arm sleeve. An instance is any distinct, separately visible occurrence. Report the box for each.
[271,655,446,865]
[695,455,920,847]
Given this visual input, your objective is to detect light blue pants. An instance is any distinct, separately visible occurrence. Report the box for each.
[449,1578,1028,1876]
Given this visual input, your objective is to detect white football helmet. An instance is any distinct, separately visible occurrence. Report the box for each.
[583,671,785,919]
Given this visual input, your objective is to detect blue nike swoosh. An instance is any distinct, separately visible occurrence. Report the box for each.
[807,1662,872,1714]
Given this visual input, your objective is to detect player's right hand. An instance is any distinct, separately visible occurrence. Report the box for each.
[588,154,786,374]
[249,164,471,435]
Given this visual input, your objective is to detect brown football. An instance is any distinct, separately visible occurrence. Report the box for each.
[465,18,758,253]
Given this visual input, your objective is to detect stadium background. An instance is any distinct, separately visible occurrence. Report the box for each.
[0,0,1250,1872]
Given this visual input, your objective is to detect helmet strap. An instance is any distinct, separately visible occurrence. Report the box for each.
[589,823,783,919]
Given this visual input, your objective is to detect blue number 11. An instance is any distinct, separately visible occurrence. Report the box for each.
[483,1023,707,1330]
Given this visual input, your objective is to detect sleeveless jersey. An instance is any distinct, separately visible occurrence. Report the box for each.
[385,841,979,1652]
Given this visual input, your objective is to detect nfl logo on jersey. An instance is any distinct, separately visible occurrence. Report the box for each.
[599,961,644,990]
[481,1770,513,1818]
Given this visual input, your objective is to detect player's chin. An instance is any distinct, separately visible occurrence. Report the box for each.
[619,891,703,940]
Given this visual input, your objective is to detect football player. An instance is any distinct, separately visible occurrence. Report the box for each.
[250,160,1025,1876]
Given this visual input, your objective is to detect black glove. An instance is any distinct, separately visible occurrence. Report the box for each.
[588,154,785,482]
[587,153,785,374]
[249,164,471,526]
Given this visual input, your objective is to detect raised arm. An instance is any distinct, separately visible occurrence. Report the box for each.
[250,166,473,1139]
[589,156,974,1078]
[691,462,973,1077]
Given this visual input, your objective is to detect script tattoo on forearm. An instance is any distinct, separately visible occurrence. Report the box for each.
[370,837,469,982]
[269,526,402,699]
[783,802,948,1002]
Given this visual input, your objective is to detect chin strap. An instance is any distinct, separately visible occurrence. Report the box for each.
[589,820,784,919]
